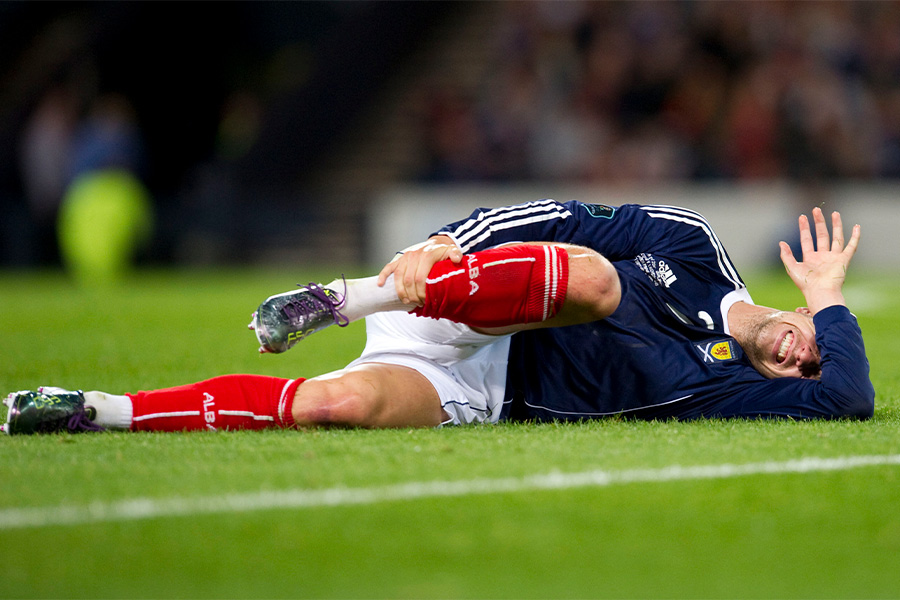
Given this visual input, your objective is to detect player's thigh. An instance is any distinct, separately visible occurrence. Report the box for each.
[292,363,445,428]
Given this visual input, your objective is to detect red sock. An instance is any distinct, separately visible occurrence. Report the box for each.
[128,375,304,432]
[414,244,569,327]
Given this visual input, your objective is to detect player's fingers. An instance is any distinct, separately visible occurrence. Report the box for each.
[830,211,844,252]
[377,256,400,287]
[414,257,432,305]
[391,262,404,301]
[393,255,417,303]
[401,254,422,303]
[812,207,830,253]
[798,214,814,257]
[779,242,807,290]
[779,241,798,272]
[412,244,451,304]
[844,223,861,260]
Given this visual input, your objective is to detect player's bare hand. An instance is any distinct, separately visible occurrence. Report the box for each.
[377,235,462,305]
[779,207,860,314]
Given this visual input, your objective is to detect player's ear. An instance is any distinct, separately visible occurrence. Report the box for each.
[795,307,812,316]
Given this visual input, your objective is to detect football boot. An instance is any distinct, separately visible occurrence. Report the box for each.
[3,387,104,434]
[249,282,349,354]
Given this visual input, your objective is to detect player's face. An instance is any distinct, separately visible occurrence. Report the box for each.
[746,310,820,379]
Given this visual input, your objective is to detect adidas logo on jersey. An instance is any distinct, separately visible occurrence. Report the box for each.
[634,253,678,288]
[656,261,677,287]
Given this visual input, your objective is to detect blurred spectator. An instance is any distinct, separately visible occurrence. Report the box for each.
[56,94,153,285]
[419,87,486,181]
[16,86,79,264]
[15,89,148,267]
[416,0,900,184]
[19,87,77,224]
[68,93,146,181]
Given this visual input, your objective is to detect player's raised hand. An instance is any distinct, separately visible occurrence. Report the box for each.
[377,235,463,306]
[779,207,861,314]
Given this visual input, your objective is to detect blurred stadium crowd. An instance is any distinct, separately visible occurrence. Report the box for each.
[1,1,899,268]
[420,1,900,183]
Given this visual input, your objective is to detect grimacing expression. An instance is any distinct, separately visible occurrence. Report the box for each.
[745,309,821,379]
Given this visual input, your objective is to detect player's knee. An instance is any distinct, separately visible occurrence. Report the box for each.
[593,257,622,316]
[566,248,621,320]
[292,376,379,427]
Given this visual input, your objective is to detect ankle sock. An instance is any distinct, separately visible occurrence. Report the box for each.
[328,275,413,323]
[83,391,133,430]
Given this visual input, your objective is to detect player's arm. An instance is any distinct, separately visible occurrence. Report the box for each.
[812,305,875,417]
[714,209,873,420]
[778,208,872,416]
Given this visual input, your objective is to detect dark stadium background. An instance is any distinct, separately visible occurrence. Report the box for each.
[0,1,457,266]
[2,1,899,268]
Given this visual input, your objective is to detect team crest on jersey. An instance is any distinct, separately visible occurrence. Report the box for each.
[695,339,741,364]
[581,203,615,219]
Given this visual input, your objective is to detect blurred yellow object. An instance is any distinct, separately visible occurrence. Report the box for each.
[57,169,153,285]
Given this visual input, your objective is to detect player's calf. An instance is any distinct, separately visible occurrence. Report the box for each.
[292,365,446,428]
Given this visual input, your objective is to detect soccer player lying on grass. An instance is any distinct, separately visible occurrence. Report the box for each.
[3,201,874,434]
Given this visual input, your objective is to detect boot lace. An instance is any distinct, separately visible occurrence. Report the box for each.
[67,405,106,433]
[281,278,350,328]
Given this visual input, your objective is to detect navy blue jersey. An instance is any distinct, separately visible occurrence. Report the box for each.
[434,200,875,421]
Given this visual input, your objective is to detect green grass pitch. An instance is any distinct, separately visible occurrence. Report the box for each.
[1,267,899,599]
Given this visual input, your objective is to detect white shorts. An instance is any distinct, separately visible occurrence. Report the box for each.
[345,311,511,425]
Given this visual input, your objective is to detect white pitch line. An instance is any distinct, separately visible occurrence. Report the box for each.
[2,454,899,531]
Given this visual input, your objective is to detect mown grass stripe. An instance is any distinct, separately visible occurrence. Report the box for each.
[3,454,899,530]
